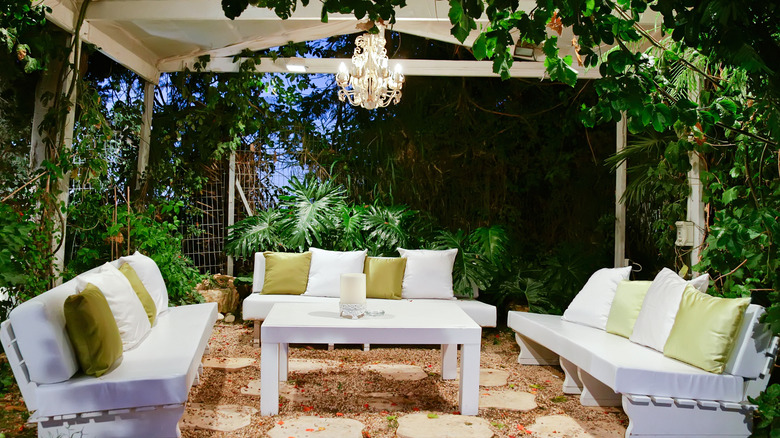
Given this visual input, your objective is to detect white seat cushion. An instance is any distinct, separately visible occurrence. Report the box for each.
[243,294,497,327]
[508,312,745,402]
[34,303,217,417]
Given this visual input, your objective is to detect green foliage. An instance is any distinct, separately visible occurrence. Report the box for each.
[0,0,50,72]
[227,177,510,297]
[750,384,780,438]
[67,193,205,305]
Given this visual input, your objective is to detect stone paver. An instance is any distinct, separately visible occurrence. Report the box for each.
[266,416,365,438]
[366,363,428,381]
[526,414,593,437]
[202,357,255,371]
[479,369,509,387]
[527,414,625,438]
[363,391,415,410]
[240,381,315,404]
[180,403,257,432]
[288,358,338,373]
[479,390,537,411]
[396,413,493,438]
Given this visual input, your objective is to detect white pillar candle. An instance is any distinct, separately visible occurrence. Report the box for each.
[340,273,366,305]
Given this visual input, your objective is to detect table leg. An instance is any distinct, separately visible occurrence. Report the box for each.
[441,344,457,380]
[279,343,288,381]
[260,342,280,416]
[459,343,480,415]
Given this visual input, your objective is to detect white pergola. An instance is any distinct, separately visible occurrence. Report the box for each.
[36,0,704,277]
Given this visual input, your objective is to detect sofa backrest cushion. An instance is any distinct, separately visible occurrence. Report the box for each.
[605,280,652,338]
[8,279,81,384]
[562,266,631,330]
[630,268,710,352]
[119,251,168,314]
[262,251,312,295]
[663,285,751,373]
[252,252,266,293]
[364,256,406,299]
[64,283,124,377]
[303,248,367,298]
[119,263,157,325]
[77,263,152,350]
[397,248,458,299]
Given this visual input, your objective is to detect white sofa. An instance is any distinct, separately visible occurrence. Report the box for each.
[508,307,779,438]
[0,260,218,438]
[243,252,497,346]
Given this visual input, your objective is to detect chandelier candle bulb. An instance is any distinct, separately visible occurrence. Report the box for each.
[340,273,367,319]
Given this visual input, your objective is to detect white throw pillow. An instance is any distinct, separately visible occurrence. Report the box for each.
[76,263,152,350]
[561,266,632,330]
[303,248,367,297]
[629,268,711,351]
[252,252,266,293]
[119,251,168,314]
[397,248,458,299]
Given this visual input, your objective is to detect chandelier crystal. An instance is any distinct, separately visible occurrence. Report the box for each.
[336,24,404,110]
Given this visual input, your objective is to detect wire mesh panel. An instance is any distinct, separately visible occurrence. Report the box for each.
[182,161,228,274]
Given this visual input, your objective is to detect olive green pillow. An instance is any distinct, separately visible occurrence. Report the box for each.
[605,280,653,338]
[364,257,407,299]
[119,262,157,325]
[663,285,750,373]
[64,284,123,377]
[262,251,312,295]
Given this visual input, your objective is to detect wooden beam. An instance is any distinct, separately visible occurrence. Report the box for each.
[688,152,705,270]
[44,0,161,83]
[159,56,602,79]
[84,0,491,22]
[614,114,627,268]
[227,152,236,276]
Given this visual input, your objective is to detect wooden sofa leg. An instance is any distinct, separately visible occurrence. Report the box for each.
[577,368,621,407]
[559,357,582,394]
[514,333,558,365]
[622,394,754,437]
[253,321,260,347]
[363,344,370,351]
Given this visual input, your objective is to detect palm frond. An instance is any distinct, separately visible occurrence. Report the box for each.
[363,204,414,255]
[278,176,346,251]
[225,210,284,258]
[434,229,494,297]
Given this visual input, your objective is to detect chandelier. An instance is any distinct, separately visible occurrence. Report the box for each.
[336,23,405,110]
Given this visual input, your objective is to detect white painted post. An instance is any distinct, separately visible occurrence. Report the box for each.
[136,80,155,189]
[51,38,81,285]
[614,115,628,268]
[226,152,236,276]
[687,152,705,270]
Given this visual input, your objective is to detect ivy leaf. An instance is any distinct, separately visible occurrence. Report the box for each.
[722,187,739,205]
[221,0,249,20]
[448,0,476,43]
[472,33,488,60]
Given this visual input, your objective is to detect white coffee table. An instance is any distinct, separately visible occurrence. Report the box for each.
[260,300,482,415]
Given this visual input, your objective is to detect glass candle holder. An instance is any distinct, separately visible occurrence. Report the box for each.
[340,273,366,319]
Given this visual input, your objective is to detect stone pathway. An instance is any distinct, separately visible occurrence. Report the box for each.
[478,368,509,386]
[288,358,339,373]
[202,357,255,371]
[180,403,257,432]
[365,363,428,381]
[526,414,623,438]
[266,416,365,438]
[479,390,537,411]
[396,413,493,438]
[363,391,415,410]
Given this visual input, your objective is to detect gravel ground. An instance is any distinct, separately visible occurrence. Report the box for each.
[182,322,628,438]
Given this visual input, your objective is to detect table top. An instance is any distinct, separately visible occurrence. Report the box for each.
[261,300,481,345]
